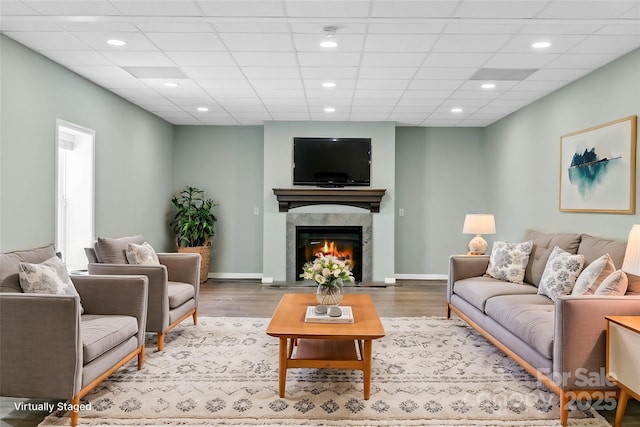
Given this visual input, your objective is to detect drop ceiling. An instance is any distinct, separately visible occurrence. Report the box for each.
[1,0,639,127]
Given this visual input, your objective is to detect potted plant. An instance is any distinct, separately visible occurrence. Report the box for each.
[170,186,218,283]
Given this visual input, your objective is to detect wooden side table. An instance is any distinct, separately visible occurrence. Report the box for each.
[606,316,640,427]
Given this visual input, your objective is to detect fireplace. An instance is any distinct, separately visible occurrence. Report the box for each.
[296,226,363,282]
[286,213,372,283]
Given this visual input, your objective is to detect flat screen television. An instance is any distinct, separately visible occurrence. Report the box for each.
[293,137,371,187]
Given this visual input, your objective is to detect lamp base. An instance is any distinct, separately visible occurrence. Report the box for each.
[468,235,488,255]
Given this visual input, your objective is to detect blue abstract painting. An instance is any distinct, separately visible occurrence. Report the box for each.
[560,116,636,213]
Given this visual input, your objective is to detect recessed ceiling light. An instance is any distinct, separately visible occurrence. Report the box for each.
[481,83,496,90]
[320,40,338,48]
[532,41,551,49]
[163,82,179,87]
[107,39,126,46]
[197,107,209,112]
[320,26,338,48]
[451,107,463,113]
[322,82,336,88]
[324,107,336,113]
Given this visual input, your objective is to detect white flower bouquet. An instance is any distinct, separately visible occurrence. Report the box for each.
[300,254,355,288]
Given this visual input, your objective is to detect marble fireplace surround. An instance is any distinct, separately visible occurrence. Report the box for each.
[286,213,373,283]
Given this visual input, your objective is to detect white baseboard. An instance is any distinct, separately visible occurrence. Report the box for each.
[207,272,264,280]
[394,273,448,281]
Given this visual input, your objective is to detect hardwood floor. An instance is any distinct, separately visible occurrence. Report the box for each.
[2,279,638,426]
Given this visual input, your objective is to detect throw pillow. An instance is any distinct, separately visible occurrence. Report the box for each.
[126,242,160,265]
[572,254,616,295]
[95,234,145,264]
[537,246,585,302]
[18,256,84,313]
[594,270,628,296]
[485,240,534,284]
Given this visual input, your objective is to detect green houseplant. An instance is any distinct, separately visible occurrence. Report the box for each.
[170,186,218,283]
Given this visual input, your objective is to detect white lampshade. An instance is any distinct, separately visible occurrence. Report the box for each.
[463,214,496,235]
[622,224,640,276]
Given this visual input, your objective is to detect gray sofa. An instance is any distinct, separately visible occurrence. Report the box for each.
[0,245,148,426]
[447,230,640,426]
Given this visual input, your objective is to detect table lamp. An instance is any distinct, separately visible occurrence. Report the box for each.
[622,224,640,276]
[463,214,496,255]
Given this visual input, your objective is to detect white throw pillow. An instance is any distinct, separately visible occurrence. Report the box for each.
[594,270,628,296]
[126,241,160,265]
[485,240,534,284]
[537,246,585,302]
[19,255,84,313]
[572,254,615,295]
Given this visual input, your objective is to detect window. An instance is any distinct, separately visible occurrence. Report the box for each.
[55,120,95,271]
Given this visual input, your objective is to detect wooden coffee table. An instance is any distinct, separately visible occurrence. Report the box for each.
[266,293,385,400]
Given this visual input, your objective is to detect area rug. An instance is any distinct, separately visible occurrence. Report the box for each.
[40,317,610,426]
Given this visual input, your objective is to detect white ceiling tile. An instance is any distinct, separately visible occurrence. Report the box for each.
[512,80,569,92]
[110,1,204,16]
[4,31,87,50]
[403,90,455,99]
[413,67,476,80]
[526,68,591,81]
[290,23,368,34]
[109,87,160,98]
[371,1,458,18]
[250,79,304,90]
[21,1,120,15]
[196,1,285,16]
[368,23,445,34]
[364,34,438,53]
[243,67,301,79]
[423,52,493,68]
[597,23,640,35]
[206,88,260,98]
[40,50,111,66]
[483,53,559,68]
[444,23,523,34]
[297,52,362,67]
[164,88,211,98]
[219,33,295,52]
[146,33,225,51]
[255,89,305,98]
[293,34,365,52]
[352,89,404,98]
[213,22,290,33]
[271,112,312,120]
[571,35,640,54]
[454,1,547,18]
[101,51,174,66]
[499,34,588,54]
[232,52,298,66]
[181,66,244,79]
[361,52,427,67]
[68,65,133,78]
[0,1,40,15]
[136,22,213,33]
[92,77,153,89]
[357,79,410,90]
[305,89,355,98]
[167,52,236,67]
[537,1,639,19]
[303,80,357,90]
[0,21,61,31]
[300,67,359,79]
[518,22,602,35]
[285,0,371,17]
[407,80,463,90]
[433,34,513,53]
[546,53,619,69]
[70,32,158,51]
[196,79,254,90]
[140,79,199,89]
[358,67,417,79]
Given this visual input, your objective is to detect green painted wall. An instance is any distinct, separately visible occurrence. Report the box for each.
[0,35,175,252]
[395,127,486,275]
[485,48,640,243]
[172,126,264,276]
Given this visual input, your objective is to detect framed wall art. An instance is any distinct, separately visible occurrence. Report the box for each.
[559,115,637,214]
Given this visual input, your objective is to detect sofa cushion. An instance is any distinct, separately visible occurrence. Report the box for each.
[594,270,628,296]
[95,235,145,264]
[18,256,85,313]
[0,245,57,293]
[453,276,538,312]
[578,234,626,269]
[522,230,581,287]
[537,246,584,302]
[81,314,139,364]
[126,242,160,265]
[168,282,195,308]
[484,294,555,359]
[485,240,533,284]
[572,254,615,295]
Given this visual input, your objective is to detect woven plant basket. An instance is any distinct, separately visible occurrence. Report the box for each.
[177,240,211,283]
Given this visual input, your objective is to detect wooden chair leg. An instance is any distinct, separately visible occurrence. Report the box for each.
[138,344,145,369]
[157,332,165,352]
[446,304,451,319]
[560,391,570,427]
[192,308,198,325]
[70,396,79,426]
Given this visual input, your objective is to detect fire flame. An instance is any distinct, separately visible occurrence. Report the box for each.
[314,240,354,267]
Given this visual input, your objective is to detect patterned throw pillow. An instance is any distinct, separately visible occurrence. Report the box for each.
[126,242,160,265]
[485,240,534,284]
[594,270,628,296]
[572,254,616,295]
[18,256,84,313]
[537,246,585,302]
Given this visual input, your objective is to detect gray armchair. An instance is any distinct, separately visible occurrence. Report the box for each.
[0,245,148,427]
[86,235,200,351]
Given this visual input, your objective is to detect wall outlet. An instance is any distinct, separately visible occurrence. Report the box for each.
[398,208,405,217]
[254,207,260,215]
[384,277,396,284]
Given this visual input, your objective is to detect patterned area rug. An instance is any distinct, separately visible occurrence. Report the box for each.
[40,317,609,426]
